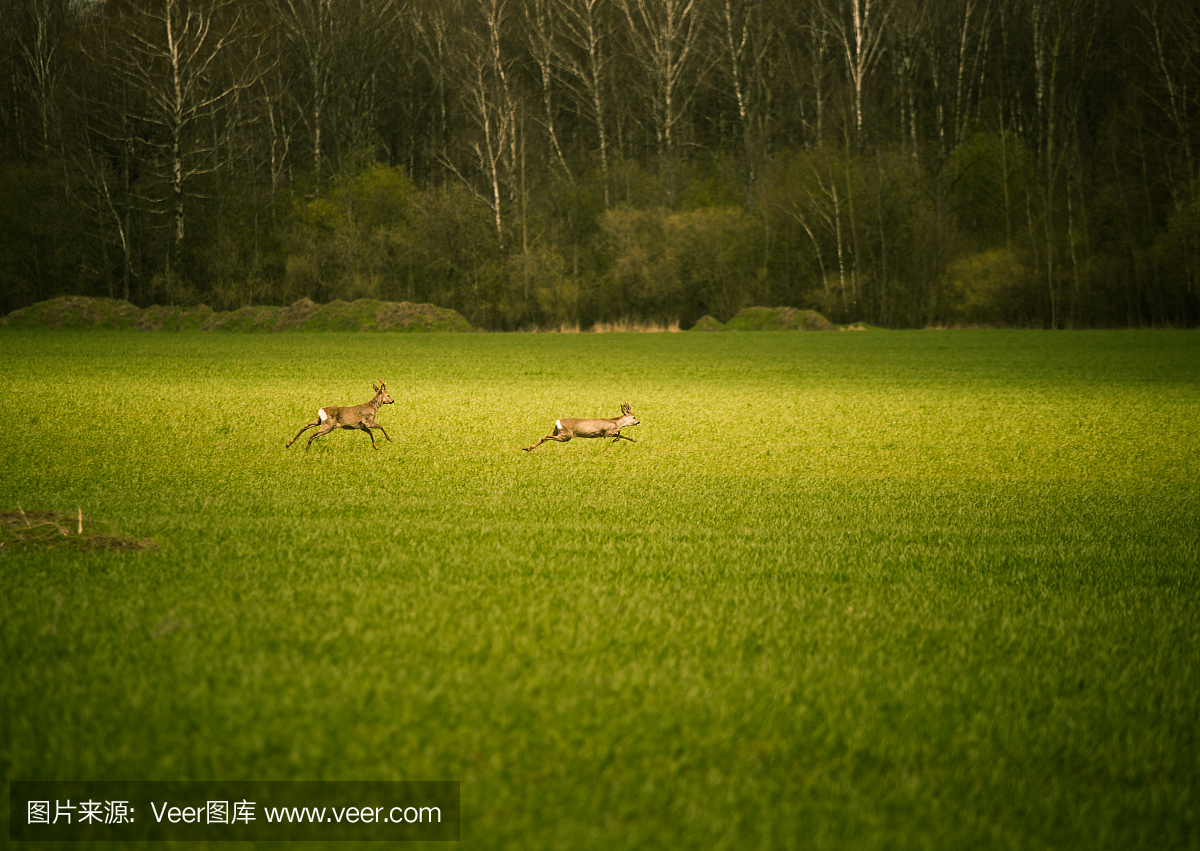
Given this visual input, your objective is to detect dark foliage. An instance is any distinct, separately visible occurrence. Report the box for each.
[1,0,1197,328]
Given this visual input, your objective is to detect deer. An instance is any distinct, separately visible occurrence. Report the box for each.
[286,380,395,451]
[522,403,640,451]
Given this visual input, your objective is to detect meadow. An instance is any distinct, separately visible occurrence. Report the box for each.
[1,328,1198,850]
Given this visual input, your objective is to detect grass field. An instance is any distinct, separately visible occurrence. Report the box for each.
[2,328,1198,850]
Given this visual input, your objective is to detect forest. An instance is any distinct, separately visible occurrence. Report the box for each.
[1,0,1197,329]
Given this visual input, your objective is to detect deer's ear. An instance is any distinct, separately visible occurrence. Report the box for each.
[373,383,380,393]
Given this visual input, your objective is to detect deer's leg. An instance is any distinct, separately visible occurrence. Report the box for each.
[305,422,337,451]
[286,420,321,448]
[358,423,380,449]
[611,432,636,443]
[368,423,392,442]
[523,431,572,451]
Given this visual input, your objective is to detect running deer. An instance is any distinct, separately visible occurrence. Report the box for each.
[522,403,640,451]
[286,381,395,451]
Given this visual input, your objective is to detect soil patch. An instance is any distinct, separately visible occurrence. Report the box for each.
[0,508,158,553]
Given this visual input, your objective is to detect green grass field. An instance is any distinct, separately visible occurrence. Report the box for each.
[2,329,1198,850]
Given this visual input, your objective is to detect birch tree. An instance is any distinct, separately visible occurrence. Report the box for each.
[817,0,889,151]
[447,0,522,249]
[522,0,571,178]
[412,0,466,168]
[771,149,860,319]
[1026,0,1103,327]
[1134,0,1199,206]
[714,0,774,180]
[920,0,993,163]
[102,0,262,283]
[618,0,703,158]
[276,0,335,176]
[888,0,928,159]
[554,0,614,204]
[15,0,70,157]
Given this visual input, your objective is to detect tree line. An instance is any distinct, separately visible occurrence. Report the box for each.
[1,0,1197,329]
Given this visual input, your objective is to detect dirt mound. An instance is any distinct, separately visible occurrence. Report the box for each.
[0,295,142,330]
[200,304,282,332]
[723,306,834,331]
[274,297,322,328]
[373,300,473,331]
[136,304,215,331]
[689,315,724,331]
[1,508,158,553]
[1,296,474,333]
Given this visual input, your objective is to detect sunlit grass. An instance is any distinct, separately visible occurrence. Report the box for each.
[2,329,1198,850]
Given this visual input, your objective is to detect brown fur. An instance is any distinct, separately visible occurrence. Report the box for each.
[523,403,639,451]
[286,381,395,451]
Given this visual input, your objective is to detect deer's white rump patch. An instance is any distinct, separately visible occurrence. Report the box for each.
[318,408,329,422]
[556,420,562,430]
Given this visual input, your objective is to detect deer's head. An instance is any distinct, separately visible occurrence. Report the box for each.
[374,381,395,405]
[620,403,639,426]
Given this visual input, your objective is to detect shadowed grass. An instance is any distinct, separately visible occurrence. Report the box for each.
[1,329,1198,850]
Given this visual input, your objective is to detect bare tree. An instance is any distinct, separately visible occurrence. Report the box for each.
[782,1,832,145]
[713,0,775,181]
[887,0,929,159]
[328,0,399,167]
[1132,0,1200,308]
[817,0,889,151]
[259,52,297,196]
[1134,0,1199,206]
[1026,0,1103,327]
[774,150,859,319]
[617,0,703,158]
[99,0,263,286]
[276,0,335,176]
[523,0,572,179]
[15,0,70,157]
[554,0,614,204]
[446,0,523,249]
[919,0,994,163]
[412,0,465,168]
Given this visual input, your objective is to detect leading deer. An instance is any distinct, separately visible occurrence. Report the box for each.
[522,403,640,451]
[286,381,394,451]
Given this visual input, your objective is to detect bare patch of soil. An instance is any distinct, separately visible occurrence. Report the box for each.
[0,508,158,554]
